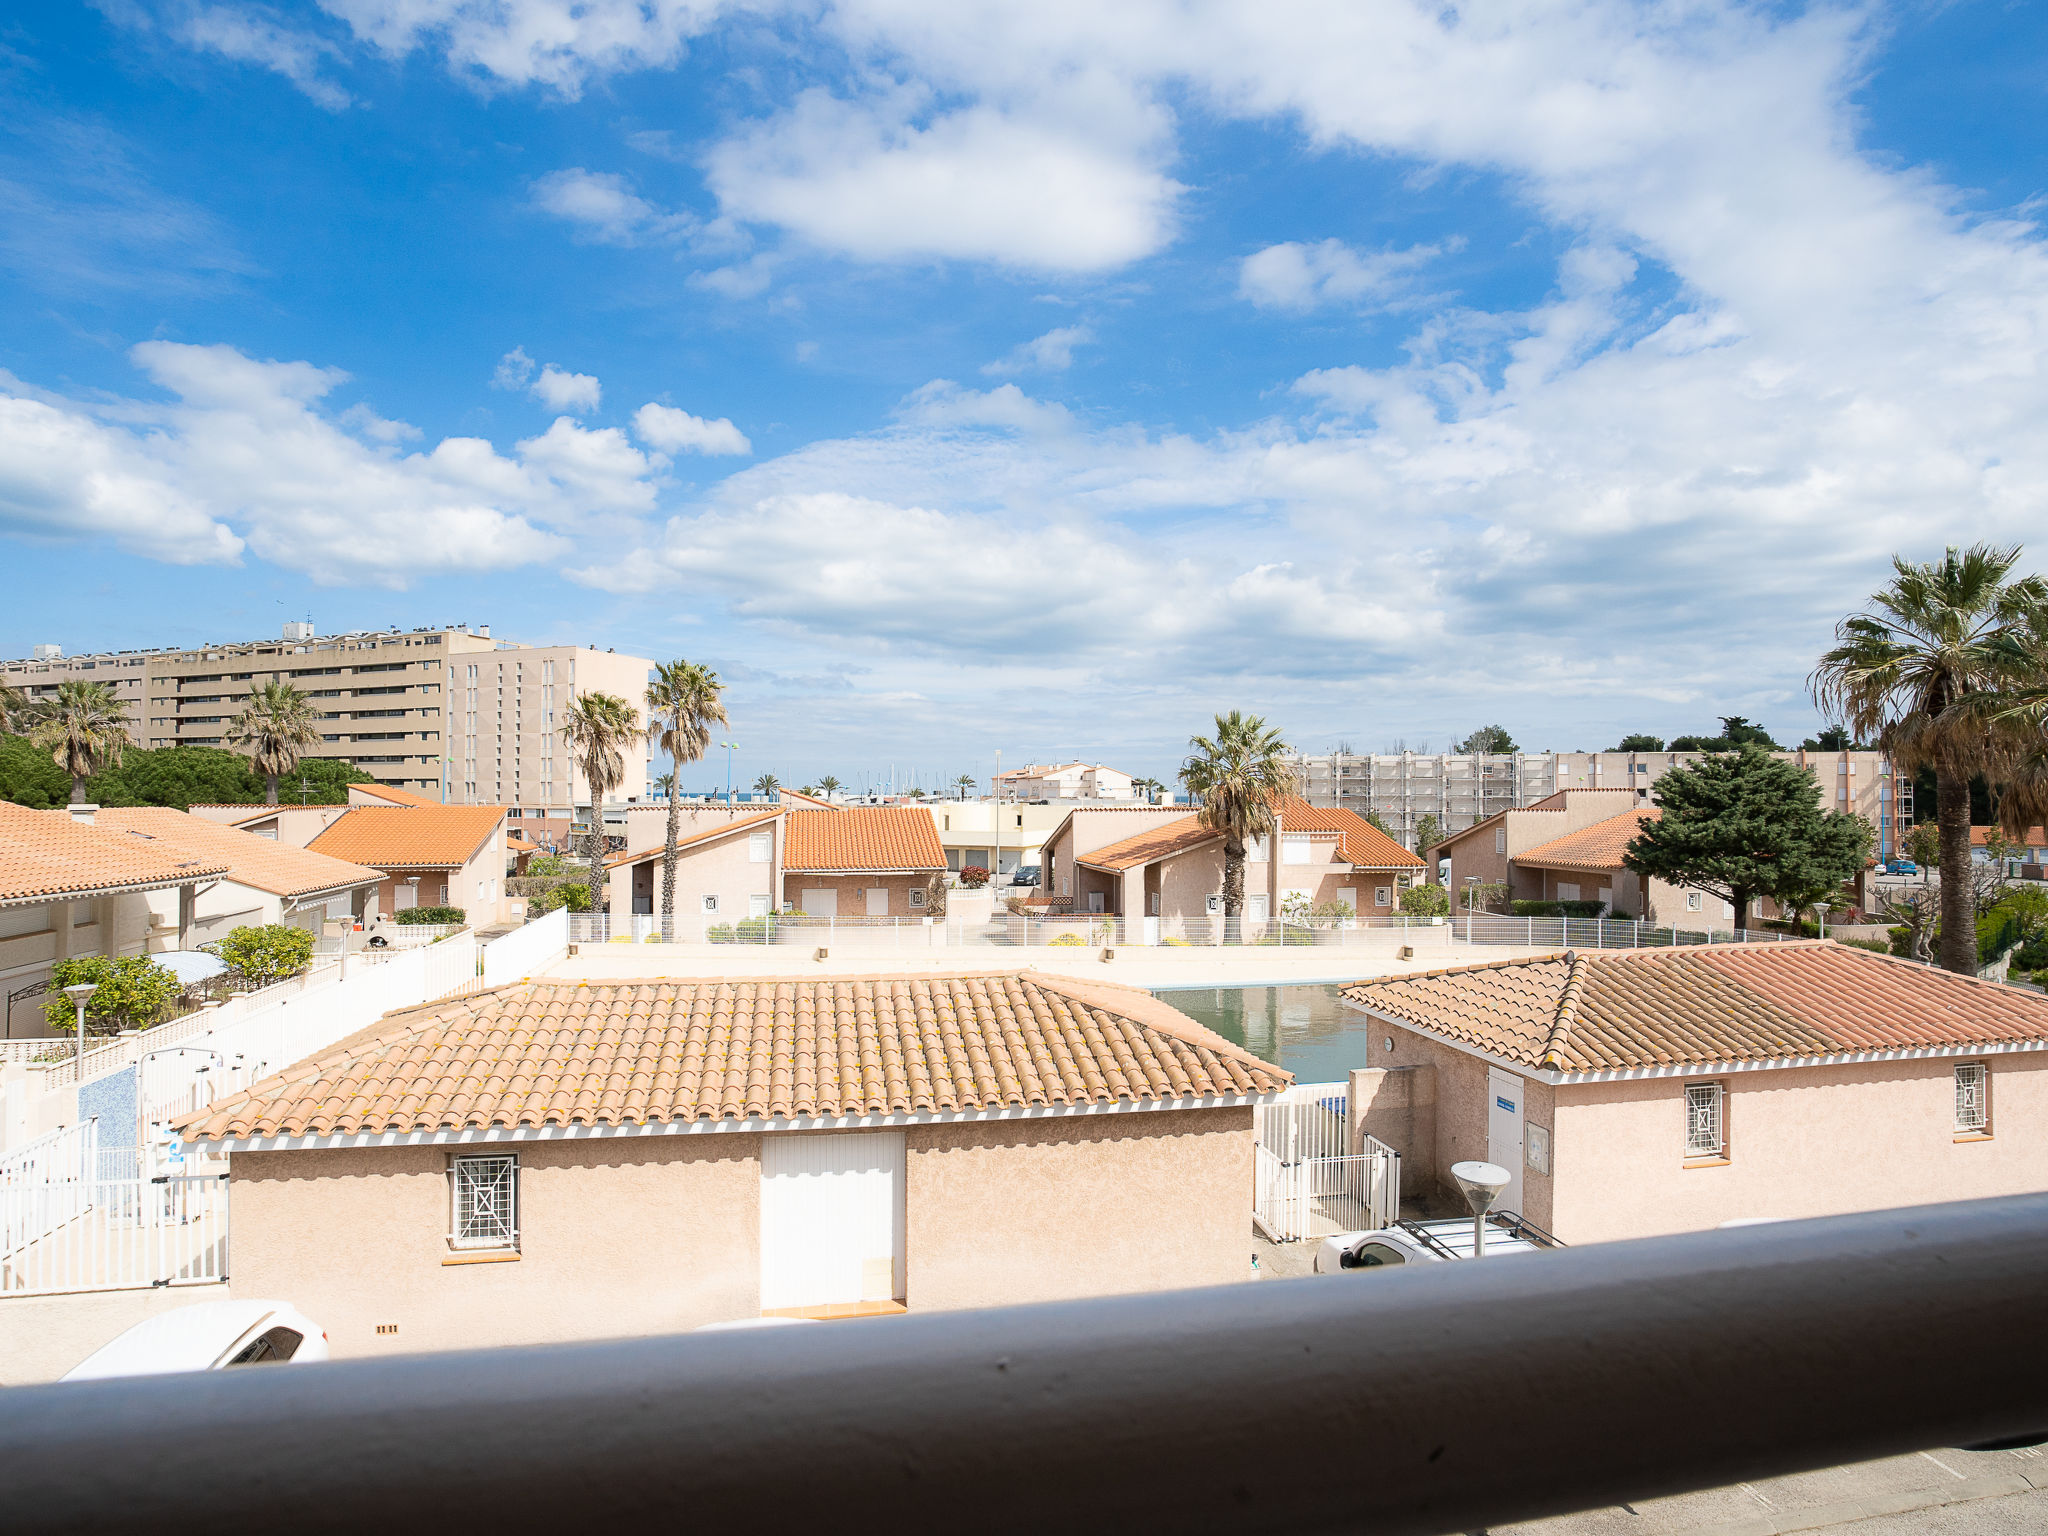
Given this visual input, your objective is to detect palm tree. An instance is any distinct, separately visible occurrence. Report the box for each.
[562,690,640,916]
[653,771,676,798]
[0,681,29,734]
[1132,776,1166,804]
[1179,711,1292,941]
[642,662,726,922]
[954,773,976,799]
[30,681,131,803]
[224,679,321,805]
[1811,544,2048,974]
[753,773,781,795]
[818,774,843,800]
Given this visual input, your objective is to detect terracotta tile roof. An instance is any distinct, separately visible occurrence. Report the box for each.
[783,807,944,872]
[307,805,505,869]
[177,970,1290,1139]
[603,809,783,870]
[93,808,383,902]
[1278,798,1425,869]
[1973,825,2048,848]
[1078,814,1215,872]
[0,803,231,906]
[1516,806,1661,873]
[1433,788,1638,852]
[1344,942,2048,1074]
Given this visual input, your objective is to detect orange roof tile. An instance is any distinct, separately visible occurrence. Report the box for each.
[1973,825,2048,847]
[0,803,231,906]
[1344,942,2048,1074]
[177,970,1290,1140]
[93,808,383,902]
[783,807,944,872]
[1078,815,1215,872]
[1516,806,1661,873]
[348,783,443,807]
[603,809,783,870]
[1278,797,1425,869]
[307,805,505,869]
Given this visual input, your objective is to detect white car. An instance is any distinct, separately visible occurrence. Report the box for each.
[63,1300,329,1381]
[1314,1217,1551,1272]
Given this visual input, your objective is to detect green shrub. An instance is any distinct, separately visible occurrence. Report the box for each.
[1511,900,1563,917]
[1836,936,1891,954]
[1398,885,1450,917]
[528,854,567,877]
[530,882,590,915]
[1162,935,1189,947]
[1887,925,1915,957]
[735,917,776,943]
[396,906,466,926]
[706,923,735,944]
[208,924,315,988]
[1048,932,1085,947]
[41,955,181,1035]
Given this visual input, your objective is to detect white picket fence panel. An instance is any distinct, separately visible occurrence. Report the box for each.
[0,1120,98,1259]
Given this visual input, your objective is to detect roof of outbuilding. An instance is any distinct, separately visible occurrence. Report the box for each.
[783,806,944,872]
[0,803,231,907]
[176,970,1290,1140]
[1515,806,1660,873]
[92,808,383,901]
[602,809,783,869]
[347,783,443,808]
[1077,814,1216,872]
[1343,941,2048,1074]
[306,805,505,869]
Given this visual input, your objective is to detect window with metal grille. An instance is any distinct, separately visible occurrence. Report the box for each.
[1955,1063,1988,1134]
[1685,1083,1724,1158]
[450,1155,518,1250]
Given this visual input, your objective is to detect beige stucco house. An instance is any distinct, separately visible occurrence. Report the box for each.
[605,807,785,921]
[176,970,1287,1355]
[1340,942,2048,1245]
[306,804,509,924]
[1040,797,1424,935]
[1,803,230,1038]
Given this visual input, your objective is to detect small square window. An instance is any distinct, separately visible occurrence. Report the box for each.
[1685,1082,1725,1159]
[1955,1062,1988,1134]
[909,888,927,909]
[1374,886,1392,907]
[450,1155,518,1251]
[702,894,719,914]
[748,832,771,864]
[1686,891,1703,911]
[1494,829,1506,854]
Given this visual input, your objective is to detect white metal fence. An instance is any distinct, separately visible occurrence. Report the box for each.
[0,1120,98,1260]
[1450,914,1809,949]
[0,1170,228,1297]
[1252,1082,1401,1242]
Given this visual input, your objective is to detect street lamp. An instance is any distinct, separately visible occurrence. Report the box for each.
[62,982,98,1073]
[1451,1160,1513,1258]
[721,741,738,806]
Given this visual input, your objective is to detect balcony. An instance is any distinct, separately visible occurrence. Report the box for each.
[0,1195,2040,1534]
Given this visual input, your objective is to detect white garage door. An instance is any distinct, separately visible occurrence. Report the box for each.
[801,887,838,917]
[865,887,890,916]
[760,1131,905,1312]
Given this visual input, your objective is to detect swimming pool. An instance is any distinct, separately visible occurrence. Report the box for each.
[1154,983,1368,1083]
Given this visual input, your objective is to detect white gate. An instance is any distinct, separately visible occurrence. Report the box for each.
[759,1132,904,1313]
[1253,1083,1401,1242]
[0,1172,228,1296]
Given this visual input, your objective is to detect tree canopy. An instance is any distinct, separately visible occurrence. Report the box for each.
[0,737,369,810]
[1622,745,1871,931]
[1611,733,1665,752]
[1669,715,1783,752]
[1454,725,1518,753]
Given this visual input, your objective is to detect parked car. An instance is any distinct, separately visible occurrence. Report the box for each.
[1888,860,1919,876]
[1007,866,1042,888]
[1313,1215,1555,1272]
[63,1300,328,1381]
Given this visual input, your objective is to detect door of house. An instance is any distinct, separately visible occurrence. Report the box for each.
[1086,891,1105,913]
[1487,1067,1526,1215]
[865,887,890,917]
[802,888,838,917]
[759,1131,905,1313]
[392,882,415,911]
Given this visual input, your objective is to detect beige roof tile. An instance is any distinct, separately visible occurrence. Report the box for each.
[0,803,231,906]
[93,808,383,901]
[178,970,1290,1139]
[783,807,944,872]
[1345,942,2048,1072]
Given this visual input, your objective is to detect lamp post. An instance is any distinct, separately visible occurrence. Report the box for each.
[62,982,98,1074]
[721,742,738,806]
[1451,1160,1513,1259]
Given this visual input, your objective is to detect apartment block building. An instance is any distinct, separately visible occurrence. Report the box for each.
[5,626,653,818]
[1288,749,1909,861]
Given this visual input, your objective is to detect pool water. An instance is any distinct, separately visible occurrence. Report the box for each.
[1154,984,1370,1084]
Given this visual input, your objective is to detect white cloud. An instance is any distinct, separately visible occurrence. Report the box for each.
[1238,238,1457,312]
[983,325,1093,376]
[175,4,353,109]
[531,363,601,413]
[702,90,1181,271]
[0,341,692,587]
[633,403,751,455]
[529,167,693,245]
[491,346,534,389]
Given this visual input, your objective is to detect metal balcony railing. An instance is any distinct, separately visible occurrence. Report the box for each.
[3,1195,2045,1535]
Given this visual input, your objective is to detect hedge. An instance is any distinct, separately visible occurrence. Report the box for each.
[396,906,466,926]
[1509,900,1610,919]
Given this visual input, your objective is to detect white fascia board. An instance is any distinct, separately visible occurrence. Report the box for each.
[0,870,228,912]
[196,1092,1274,1153]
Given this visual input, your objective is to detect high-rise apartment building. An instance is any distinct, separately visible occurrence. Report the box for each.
[4,625,654,815]
[1288,748,1910,861]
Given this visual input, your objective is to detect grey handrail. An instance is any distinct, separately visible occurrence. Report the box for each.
[4,1193,2047,1536]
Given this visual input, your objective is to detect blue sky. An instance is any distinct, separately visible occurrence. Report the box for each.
[5,1,2048,792]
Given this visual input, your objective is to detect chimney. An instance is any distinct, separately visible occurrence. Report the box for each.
[477,624,490,639]
[68,803,97,825]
